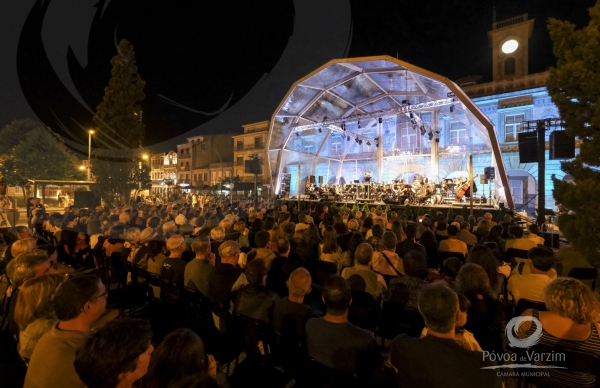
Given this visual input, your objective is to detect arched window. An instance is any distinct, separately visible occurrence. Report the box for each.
[504,57,516,76]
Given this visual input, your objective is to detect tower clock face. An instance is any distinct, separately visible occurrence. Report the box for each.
[501,39,519,54]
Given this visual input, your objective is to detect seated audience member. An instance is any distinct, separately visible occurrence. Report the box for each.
[456,264,504,354]
[144,328,217,388]
[505,225,537,262]
[366,224,385,252]
[184,236,214,295]
[421,293,482,351]
[341,243,387,300]
[206,240,248,306]
[15,273,66,360]
[272,268,314,337]
[388,251,427,309]
[319,226,344,270]
[395,223,426,258]
[526,223,545,245]
[466,245,504,296]
[305,275,382,376]
[427,257,462,289]
[438,225,468,257]
[24,276,108,388]
[390,283,501,388]
[457,221,478,246]
[418,230,439,269]
[234,259,279,323]
[74,318,154,388]
[508,246,555,302]
[246,231,276,268]
[266,238,302,297]
[371,231,403,276]
[518,278,600,387]
[162,235,187,285]
[479,225,506,254]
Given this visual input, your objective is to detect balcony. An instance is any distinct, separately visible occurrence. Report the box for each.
[236,143,264,151]
[179,152,191,159]
[236,161,245,166]
[461,72,549,98]
[179,166,191,171]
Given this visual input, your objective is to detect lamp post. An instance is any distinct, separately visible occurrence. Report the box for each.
[88,129,94,181]
[141,154,149,194]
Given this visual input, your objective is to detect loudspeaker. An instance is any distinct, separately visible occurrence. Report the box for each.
[318,176,323,185]
[484,167,495,181]
[74,191,100,208]
[549,131,575,160]
[518,132,538,163]
[309,175,315,183]
[480,175,488,184]
[244,159,263,174]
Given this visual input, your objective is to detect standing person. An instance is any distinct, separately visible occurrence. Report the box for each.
[24,276,108,388]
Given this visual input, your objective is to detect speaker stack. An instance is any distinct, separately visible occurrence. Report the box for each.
[318,176,323,185]
[518,132,538,163]
[549,131,575,160]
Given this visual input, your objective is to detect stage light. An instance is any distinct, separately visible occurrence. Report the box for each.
[420,126,426,136]
[295,132,300,137]
[375,142,379,148]
[401,100,407,104]
[428,132,434,140]
[378,117,382,124]
[409,112,414,119]
[366,141,371,146]
[355,137,359,143]
[347,136,351,141]
[412,124,417,130]
[357,120,361,128]
[358,140,363,145]
[331,132,335,137]
[450,105,454,113]
[318,127,322,133]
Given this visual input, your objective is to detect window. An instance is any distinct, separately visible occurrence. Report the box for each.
[400,126,418,150]
[204,173,208,181]
[186,174,189,180]
[449,122,466,146]
[331,141,342,155]
[237,156,244,166]
[211,172,216,181]
[504,113,525,142]
[194,174,197,181]
[225,171,231,177]
[504,57,516,76]
[254,136,262,148]
[237,140,244,150]
[509,180,523,205]
[304,140,314,154]
[186,161,189,166]
[180,162,184,167]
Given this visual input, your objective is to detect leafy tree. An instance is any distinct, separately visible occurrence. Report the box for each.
[91,39,147,204]
[446,207,454,222]
[461,206,469,220]
[385,204,391,214]
[404,204,413,220]
[417,207,424,217]
[0,123,84,202]
[429,207,438,220]
[361,201,369,213]
[352,201,359,213]
[548,2,600,265]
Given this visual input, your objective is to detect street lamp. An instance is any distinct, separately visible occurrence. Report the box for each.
[79,165,85,171]
[88,129,94,181]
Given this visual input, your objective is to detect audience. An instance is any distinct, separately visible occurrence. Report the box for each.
[305,275,382,376]
[505,225,537,262]
[439,224,468,257]
[395,223,426,258]
[184,236,214,295]
[457,221,478,246]
[206,240,248,306]
[466,245,503,296]
[371,231,403,276]
[233,258,279,323]
[341,243,387,300]
[272,267,314,337]
[74,318,153,388]
[266,238,302,297]
[247,231,276,268]
[390,283,501,387]
[508,246,555,302]
[24,275,108,388]
[162,235,187,285]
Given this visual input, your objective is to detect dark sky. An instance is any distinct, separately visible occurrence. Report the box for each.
[0,0,596,154]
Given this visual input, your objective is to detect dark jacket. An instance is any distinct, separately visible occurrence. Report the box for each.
[234,285,279,323]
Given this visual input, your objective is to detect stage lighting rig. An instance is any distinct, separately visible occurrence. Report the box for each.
[450,105,454,113]
[366,141,371,146]
[357,120,361,129]
[420,126,426,136]
[318,127,322,133]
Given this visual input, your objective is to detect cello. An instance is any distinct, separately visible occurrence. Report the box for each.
[455,175,479,201]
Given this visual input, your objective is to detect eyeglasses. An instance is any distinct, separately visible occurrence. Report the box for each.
[92,290,109,300]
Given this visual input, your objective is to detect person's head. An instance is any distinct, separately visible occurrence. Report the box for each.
[53,275,107,325]
[508,225,524,239]
[277,238,290,255]
[466,245,500,288]
[191,236,211,258]
[119,212,131,224]
[233,221,246,233]
[382,231,398,251]
[441,257,462,280]
[488,225,503,238]
[218,240,241,264]
[179,223,195,237]
[446,224,459,237]
[333,221,348,236]
[460,221,471,231]
[484,213,493,222]
[162,221,178,236]
[543,278,600,324]
[209,226,225,242]
[354,243,373,266]
[405,223,417,239]
[145,328,210,388]
[456,263,490,299]
[321,226,339,254]
[322,275,351,316]
[87,219,103,236]
[147,216,161,229]
[371,224,384,238]
[418,283,459,334]
[14,273,65,330]
[347,218,359,232]
[167,235,185,256]
[245,258,268,286]
[528,223,541,236]
[75,318,153,388]
[11,238,36,257]
[255,231,271,249]
[109,224,126,241]
[456,293,471,328]
[476,219,490,234]
[287,268,312,299]
[124,228,141,244]
[404,250,427,277]
[528,246,555,272]
[6,250,53,286]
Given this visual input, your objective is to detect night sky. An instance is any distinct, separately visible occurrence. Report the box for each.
[0,0,596,155]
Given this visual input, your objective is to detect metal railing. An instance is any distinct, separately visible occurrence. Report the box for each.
[236,143,264,151]
[492,13,527,30]
[461,72,549,98]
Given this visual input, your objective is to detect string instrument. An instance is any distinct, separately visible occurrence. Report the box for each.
[456,174,479,201]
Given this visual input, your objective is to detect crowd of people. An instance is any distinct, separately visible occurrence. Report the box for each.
[1,197,599,388]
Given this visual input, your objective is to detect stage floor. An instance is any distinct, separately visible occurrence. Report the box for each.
[278,197,499,211]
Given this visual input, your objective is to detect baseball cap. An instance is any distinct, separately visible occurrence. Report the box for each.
[219,240,241,257]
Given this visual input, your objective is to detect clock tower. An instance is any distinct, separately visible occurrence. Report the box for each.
[488,14,534,82]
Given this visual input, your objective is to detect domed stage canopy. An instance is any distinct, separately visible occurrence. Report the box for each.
[267,56,513,208]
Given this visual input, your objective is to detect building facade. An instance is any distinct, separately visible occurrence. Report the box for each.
[232,121,269,183]
[191,133,234,191]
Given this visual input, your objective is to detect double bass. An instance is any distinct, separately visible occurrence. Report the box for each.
[455,175,479,201]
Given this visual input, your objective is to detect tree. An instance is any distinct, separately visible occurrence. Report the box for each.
[461,205,469,220]
[352,201,359,213]
[404,204,413,220]
[92,39,147,204]
[547,3,600,265]
[0,123,84,202]
[446,207,454,222]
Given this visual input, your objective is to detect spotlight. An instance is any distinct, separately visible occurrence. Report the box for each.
[420,126,426,136]
[401,100,407,104]
[342,122,346,131]
[412,124,417,130]
[450,105,454,113]
[318,127,322,133]
[347,136,351,141]
[359,140,363,145]
[409,112,414,119]
[375,142,379,148]
[295,132,300,137]
[331,132,335,137]
[355,137,359,143]
[357,120,361,129]
[366,141,371,146]
[428,132,434,140]
[378,117,382,124]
